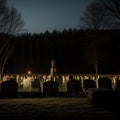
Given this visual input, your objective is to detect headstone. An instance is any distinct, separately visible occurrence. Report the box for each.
[86,88,118,109]
[43,81,58,96]
[83,79,96,91]
[115,80,120,91]
[98,77,112,89]
[23,76,32,91]
[32,79,40,91]
[67,80,81,96]
[1,79,18,98]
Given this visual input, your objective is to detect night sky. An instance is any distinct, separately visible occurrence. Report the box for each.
[7,0,94,33]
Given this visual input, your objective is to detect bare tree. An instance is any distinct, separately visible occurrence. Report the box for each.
[80,1,117,30]
[81,30,106,88]
[79,1,116,87]
[0,35,13,80]
[0,0,7,29]
[100,0,120,19]
[0,0,24,81]
[1,7,24,34]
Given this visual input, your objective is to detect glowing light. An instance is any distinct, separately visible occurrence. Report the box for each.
[27,70,31,75]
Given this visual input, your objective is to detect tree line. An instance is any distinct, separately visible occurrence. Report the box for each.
[2,29,120,74]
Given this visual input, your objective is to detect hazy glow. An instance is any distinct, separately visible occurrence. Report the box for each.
[27,70,32,75]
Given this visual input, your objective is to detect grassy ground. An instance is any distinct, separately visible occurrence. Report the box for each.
[0,97,119,120]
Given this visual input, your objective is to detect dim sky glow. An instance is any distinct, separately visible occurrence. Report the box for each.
[7,0,94,33]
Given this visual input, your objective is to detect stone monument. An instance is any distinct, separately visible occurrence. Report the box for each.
[50,58,57,78]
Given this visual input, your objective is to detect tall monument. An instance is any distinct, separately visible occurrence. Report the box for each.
[50,58,57,78]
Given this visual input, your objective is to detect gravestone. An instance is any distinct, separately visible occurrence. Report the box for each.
[32,79,40,91]
[86,88,119,110]
[1,79,18,98]
[67,80,81,96]
[115,80,120,91]
[43,81,58,96]
[98,77,112,89]
[23,76,32,90]
[83,79,96,91]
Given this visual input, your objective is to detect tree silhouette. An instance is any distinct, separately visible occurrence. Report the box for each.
[80,0,117,30]
[0,0,7,30]
[1,6,24,34]
[79,1,116,87]
[0,0,25,33]
[0,34,13,80]
[0,0,24,81]
[81,31,105,76]
[100,0,120,20]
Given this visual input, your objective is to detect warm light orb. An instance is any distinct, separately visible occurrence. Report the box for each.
[27,70,31,74]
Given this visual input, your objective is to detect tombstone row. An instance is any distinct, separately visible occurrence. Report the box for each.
[1,77,120,98]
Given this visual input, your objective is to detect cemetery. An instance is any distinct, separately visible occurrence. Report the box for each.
[0,59,120,119]
[0,59,120,106]
[1,0,120,119]
[1,71,120,119]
